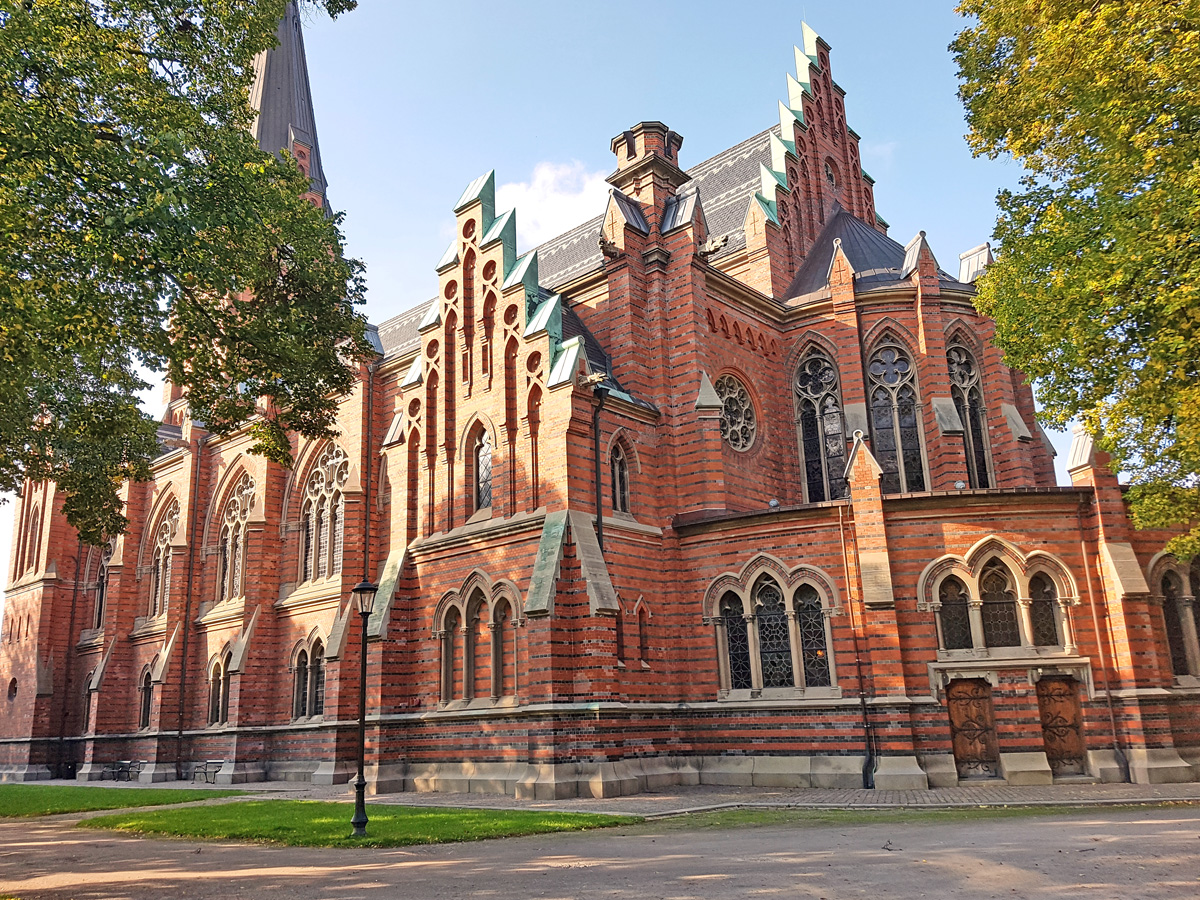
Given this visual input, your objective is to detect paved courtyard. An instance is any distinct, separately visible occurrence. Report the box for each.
[3,780,1200,898]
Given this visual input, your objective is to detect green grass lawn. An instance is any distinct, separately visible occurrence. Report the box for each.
[0,784,242,818]
[80,799,641,847]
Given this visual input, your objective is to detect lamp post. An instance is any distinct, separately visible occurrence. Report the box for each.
[349,579,378,838]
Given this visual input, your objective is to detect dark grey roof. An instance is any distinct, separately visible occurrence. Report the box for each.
[536,127,775,290]
[376,300,433,360]
[153,423,184,459]
[249,2,327,200]
[784,205,972,300]
[560,302,656,413]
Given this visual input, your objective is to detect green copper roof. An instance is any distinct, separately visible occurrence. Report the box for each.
[454,170,496,229]
[801,23,821,67]
[769,133,794,180]
[503,250,541,318]
[753,192,779,226]
[435,238,458,272]
[480,208,517,276]
[787,72,810,109]
[524,293,563,346]
[760,162,787,197]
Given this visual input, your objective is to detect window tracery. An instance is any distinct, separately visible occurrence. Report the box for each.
[979,560,1021,647]
[301,446,348,583]
[138,670,153,729]
[1029,573,1060,647]
[1162,572,1189,677]
[947,342,992,488]
[867,338,925,493]
[93,538,115,630]
[794,350,847,502]
[218,473,255,602]
[938,576,973,650]
[148,500,180,617]
[474,430,493,511]
[795,585,831,687]
[714,374,756,452]
[755,576,794,688]
[720,593,752,690]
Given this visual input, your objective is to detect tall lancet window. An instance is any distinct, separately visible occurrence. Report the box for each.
[301,445,349,582]
[947,342,992,488]
[474,430,493,511]
[218,473,256,602]
[755,576,794,689]
[93,538,115,630]
[867,337,926,493]
[794,350,847,502]
[610,443,630,514]
[148,500,180,617]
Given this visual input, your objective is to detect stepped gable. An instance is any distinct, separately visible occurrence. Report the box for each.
[784,204,971,301]
[249,0,328,201]
[536,127,775,290]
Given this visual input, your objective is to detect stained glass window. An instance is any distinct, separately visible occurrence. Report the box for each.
[139,671,153,728]
[310,641,326,716]
[755,577,794,688]
[1029,574,1060,646]
[721,593,752,690]
[795,585,831,687]
[293,649,309,718]
[795,351,847,503]
[715,374,756,452]
[939,576,973,650]
[980,561,1021,647]
[948,343,992,489]
[301,445,349,582]
[93,539,115,630]
[475,430,493,510]
[867,338,925,493]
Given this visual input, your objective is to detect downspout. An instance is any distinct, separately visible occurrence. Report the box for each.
[364,362,376,579]
[591,385,609,551]
[839,505,875,788]
[56,537,84,778]
[1077,497,1129,782]
[176,433,208,779]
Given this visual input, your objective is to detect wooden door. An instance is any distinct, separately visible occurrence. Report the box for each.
[1036,676,1086,776]
[947,678,1001,779]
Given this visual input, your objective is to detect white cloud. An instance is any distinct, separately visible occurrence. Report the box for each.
[859,139,898,173]
[496,161,610,249]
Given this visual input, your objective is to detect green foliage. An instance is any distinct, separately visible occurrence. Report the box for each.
[0,784,241,817]
[80,800,641,847]
[0,0,367,544]
[953,0,1200,557]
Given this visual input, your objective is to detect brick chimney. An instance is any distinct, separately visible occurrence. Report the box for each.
[607,122,688,232]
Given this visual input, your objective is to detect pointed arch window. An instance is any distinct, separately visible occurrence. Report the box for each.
[293,649,309,718]
[720,593,752,690]
[979,560,1021,647]
[301,446,349,582]
[794,350,847,502]
[93,539,115,630]
[938,576,973,650]
[794,585,831,687]
[25,505,40,573]
[218,474,255,602]
[148,500,180,617]
[1029,574,1061,647]
[441,607,462,703]
[947,342,992,488]
[138,671,153,729]
[474,429,493,511]
[755,576,794,688]
[867,338,925,493]
[610,443,630,514]
[208,652,232,725]
[1161,573,1190,677]
[310,641,326,716]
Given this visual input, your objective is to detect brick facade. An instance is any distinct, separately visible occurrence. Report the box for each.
[2,19,1198,793]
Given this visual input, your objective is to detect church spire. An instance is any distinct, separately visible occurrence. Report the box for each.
[249,1,328,203]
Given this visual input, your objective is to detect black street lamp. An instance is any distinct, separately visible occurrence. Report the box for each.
[349,579,378,838]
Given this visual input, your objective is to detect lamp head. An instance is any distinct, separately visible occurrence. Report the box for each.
[351,580,379,615]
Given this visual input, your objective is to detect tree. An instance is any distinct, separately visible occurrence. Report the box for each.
[0,0,367,544]
[953,0,1200,557]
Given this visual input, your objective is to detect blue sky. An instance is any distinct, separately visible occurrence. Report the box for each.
[2,2,1072,611]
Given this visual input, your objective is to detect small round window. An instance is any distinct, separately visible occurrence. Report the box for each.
[714,374,757,451]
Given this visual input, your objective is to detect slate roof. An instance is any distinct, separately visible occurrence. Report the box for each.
[536,127,776,290]
[376,299,432,360]
[784,205,972,301]
[249,1,327,200]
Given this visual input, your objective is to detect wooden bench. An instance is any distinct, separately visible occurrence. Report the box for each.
[102,760,143,781]
[192,759,224,783]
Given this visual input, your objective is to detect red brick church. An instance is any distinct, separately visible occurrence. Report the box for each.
[3,9,1198,794]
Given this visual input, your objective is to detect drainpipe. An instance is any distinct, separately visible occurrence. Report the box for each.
[363,362,377,579]
[1077,497,1130,782]
[176,433,208,779]
[591,385,609,551]
[839,505,875,788]
[56,537,84,778]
